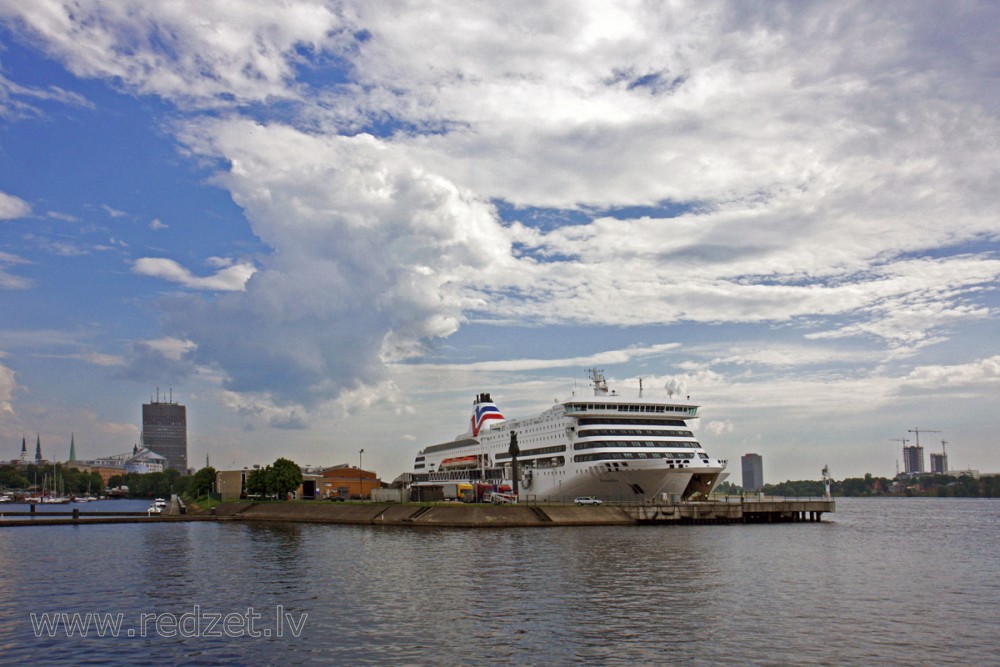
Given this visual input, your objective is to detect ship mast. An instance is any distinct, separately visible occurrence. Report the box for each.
[587,368,609,396]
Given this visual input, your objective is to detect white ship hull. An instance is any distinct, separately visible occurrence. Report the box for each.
[523,463,694,500]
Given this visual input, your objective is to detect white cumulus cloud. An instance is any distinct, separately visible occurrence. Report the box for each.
[132,257,255,291]
[0,191,31,219]
[0,359,16,414]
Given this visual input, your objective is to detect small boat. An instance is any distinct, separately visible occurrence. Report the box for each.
[0,493,13,503]
[147,498,168,515]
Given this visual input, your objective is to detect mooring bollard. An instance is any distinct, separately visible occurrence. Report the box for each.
[73,508,80,520]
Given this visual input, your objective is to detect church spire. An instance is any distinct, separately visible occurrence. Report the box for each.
[35,434,42,462]
[69,433,76,463]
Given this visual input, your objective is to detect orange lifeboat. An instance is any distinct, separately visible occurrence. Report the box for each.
[440,455,479,470]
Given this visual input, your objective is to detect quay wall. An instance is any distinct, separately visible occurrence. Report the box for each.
[1,499,835,528]
[228,500,833,527]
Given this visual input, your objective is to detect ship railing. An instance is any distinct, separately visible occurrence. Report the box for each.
[518,494,680,506]
[710,494,834,503]
[516,494,833,506]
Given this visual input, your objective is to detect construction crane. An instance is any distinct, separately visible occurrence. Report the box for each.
[908,428,941,449]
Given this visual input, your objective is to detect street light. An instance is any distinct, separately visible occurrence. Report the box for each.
[359,449,364,498]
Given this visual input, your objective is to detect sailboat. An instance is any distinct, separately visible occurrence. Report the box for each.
[42,464,71,504]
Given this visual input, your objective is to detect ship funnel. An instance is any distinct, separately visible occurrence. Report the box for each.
[470,394,505,436]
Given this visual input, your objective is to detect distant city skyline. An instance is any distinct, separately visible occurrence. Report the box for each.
[1,3,999,482]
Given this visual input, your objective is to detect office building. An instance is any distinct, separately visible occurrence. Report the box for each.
[142,395,187,473]
[741,453,764,491]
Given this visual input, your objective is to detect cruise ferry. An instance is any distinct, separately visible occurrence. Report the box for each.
[410,369,727,502]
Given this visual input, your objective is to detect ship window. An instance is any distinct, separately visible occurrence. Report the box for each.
[573,440,701,451]
[575,451,707,463]
[577,418,688,427]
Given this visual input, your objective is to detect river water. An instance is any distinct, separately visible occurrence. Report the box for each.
[0,497,997,666]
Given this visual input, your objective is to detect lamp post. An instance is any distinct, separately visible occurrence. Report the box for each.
[359,448,364,497]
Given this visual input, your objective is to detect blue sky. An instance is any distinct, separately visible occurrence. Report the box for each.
[1,2,998,482]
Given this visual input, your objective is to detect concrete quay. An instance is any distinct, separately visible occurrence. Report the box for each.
[213,498,835,527]
[0,498,834,528]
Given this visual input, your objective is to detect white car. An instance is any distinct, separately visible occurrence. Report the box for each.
[574,496,603,506]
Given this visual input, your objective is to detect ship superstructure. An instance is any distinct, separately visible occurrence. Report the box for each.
[410,370,727,502]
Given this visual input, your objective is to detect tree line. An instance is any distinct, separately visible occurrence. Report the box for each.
[1,463,103,495]
[0,463,220,499]
[107,466,218,499]
[2,457,304,501]
[715,473,1000,498]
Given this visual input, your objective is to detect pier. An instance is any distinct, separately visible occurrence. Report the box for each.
[623,498,833,525]
[0,498,834,528]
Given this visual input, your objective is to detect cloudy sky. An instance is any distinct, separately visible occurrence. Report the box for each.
[0,1,997,483]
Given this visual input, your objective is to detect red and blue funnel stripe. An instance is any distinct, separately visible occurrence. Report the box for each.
[471,402,505,436]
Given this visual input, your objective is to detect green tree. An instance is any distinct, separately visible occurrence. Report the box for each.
[0,465,30,490]
[270,458,303,500]
[763,480,824,497]
[88,471,104,494]
[173,473,193,496]
[165,468,182,488]
[246,466,272,498]
[190,466,217,497]
[711,480,743,496]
